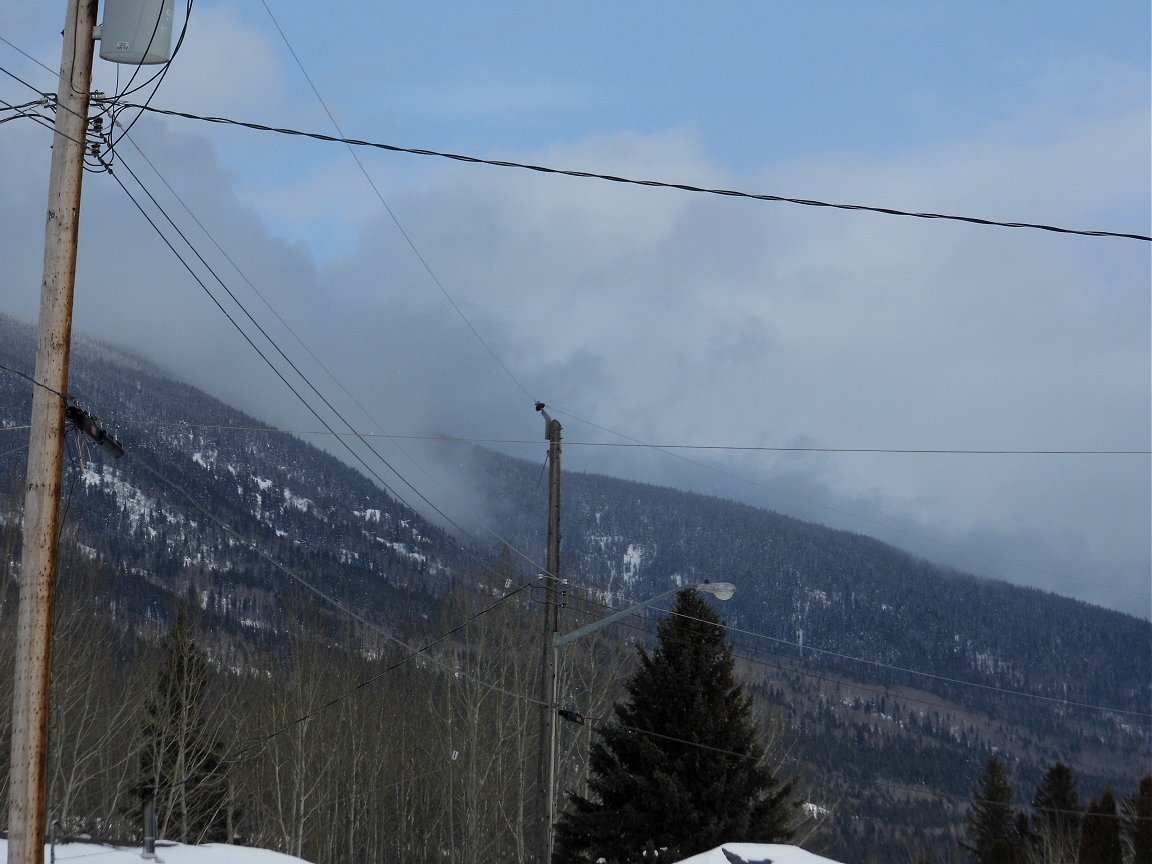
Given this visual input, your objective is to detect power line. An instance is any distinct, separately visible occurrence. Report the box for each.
[0,361,71,401]
[65,411,1151,601]
[0,94,56,135]
[101,0,194,155]
[117,132,470,500]
[0,97,52,129]
[560,582,1151,719]
[48,422,1152,815]
[546,405,1140,598]
[122,448,545,756]
[105,444,791,790]
[81,420,1152,456]
[102,149,546,581]
[82,432,989,799]
[226,576,539,763]
[254,0,537,404]
[106,101,1151,243]
[0,62,49,99]
[0,57,92,135]
[4,355,1143,604]
[99,130,555,585]
[10,50,1139,603]
[0,35,58,78]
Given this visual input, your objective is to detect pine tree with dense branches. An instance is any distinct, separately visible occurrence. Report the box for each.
[964,755,1022,864]
[1130,774,1152,864]
[553,587,798,864]
[1031,761,1081,864]
[1078,789,1121,864]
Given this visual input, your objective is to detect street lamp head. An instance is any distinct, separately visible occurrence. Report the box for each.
[695,581,736,601]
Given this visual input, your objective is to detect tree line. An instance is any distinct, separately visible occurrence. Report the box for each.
[966,755,1151,864]
[1,540,805,864]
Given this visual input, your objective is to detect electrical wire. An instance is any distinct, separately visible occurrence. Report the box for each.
[90,411,1152,601]
[559,581,1151,719]
[10,28,1139,604]
[0,361,72,402]
[225,576,538,763]
[4,347,1142,672]
[0,62,49,98]
[123,448,547,758]
[0,63,94,147]
[835,775,1152,824]
[0,97,51,128]
[0,35,57,78]
[106,102,1152,243]
[546,405,1141,598]
[102,150,531,568]
[102,442,822,799]
[81,419,1152,456]
[115,132,548,580]
[102,0,194,155]
[559,598,1142,727]
[254,0,536,404]
[7,29,1143,828]
[48,425,1152,821]
[11,76,1152,603]
[0,95,56,133]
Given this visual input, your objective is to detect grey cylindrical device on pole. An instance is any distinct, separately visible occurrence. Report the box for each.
[98,0,175,65]
[6,2,97,863]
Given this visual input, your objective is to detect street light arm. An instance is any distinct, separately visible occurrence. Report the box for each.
[552,582,734,648]
[553,587,682,648]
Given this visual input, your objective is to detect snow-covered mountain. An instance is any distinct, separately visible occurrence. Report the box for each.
[1,313,1147,861]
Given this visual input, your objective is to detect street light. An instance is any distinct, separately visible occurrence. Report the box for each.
[544,581,736,860]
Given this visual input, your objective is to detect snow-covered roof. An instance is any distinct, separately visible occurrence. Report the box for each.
[0,840,313,864]
[672,843,845,864]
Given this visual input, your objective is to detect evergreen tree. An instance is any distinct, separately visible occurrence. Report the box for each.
[1078,789,1121,864]
[553,588,798,863]
[133,609,231,844]
[1128,774,1152,864]
[964,755,1022,864]
[1031,761,1081,864]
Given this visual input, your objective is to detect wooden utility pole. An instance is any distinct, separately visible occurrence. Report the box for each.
[7,1,97,862]
[535,405,562,863]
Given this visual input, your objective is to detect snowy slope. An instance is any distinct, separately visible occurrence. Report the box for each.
[673,844,845,864]
[0,840,312,864]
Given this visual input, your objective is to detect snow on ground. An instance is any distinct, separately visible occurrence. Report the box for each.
[0,839,840,864]
[673,843,845,864]
[0,839,313,864]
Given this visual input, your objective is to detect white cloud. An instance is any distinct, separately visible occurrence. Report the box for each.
[0,14,1145,617]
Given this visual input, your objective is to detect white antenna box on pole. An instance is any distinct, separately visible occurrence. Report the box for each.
[98,0,174,65]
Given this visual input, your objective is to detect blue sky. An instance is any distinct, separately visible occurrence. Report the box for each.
[1,1,1149,617]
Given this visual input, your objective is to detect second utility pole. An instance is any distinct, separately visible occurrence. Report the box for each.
[535,403,561,863]
[7,2,98,864]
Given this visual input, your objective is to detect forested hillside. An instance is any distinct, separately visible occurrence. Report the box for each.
[459,446,1151,858]
[1,313,1148,862]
